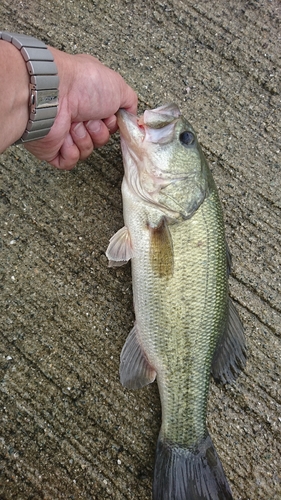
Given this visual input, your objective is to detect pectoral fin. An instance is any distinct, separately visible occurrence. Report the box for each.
[212,299,246,384]
[120,324,156,390]
[105,226,134,267]
[149,217,174,278]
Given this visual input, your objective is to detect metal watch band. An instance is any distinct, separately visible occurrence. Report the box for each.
[0,31,59,143]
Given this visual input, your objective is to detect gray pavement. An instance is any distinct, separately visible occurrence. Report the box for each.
[0,1,280,499]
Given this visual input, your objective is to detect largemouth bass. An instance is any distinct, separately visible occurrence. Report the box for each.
[106,103,246,500]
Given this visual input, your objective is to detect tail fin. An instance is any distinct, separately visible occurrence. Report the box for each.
[153,434,233,500]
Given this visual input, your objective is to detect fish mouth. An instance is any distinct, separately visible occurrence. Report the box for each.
[140,103,181,128]
[116,109,145,144]
[117,103,181,145]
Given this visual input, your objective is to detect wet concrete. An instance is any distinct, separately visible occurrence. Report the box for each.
[0,1,280,499]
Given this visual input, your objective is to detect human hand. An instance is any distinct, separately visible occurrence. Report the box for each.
[25,47,138,169]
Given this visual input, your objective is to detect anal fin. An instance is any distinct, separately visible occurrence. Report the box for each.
[120,324,156,389]
[212,298,246,384]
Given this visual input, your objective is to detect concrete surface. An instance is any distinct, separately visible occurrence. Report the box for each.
[0,1,280,499]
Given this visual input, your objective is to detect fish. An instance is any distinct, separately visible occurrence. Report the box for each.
[106,103,246,500]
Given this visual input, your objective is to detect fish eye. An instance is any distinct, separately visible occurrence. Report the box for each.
[179,131,195,146]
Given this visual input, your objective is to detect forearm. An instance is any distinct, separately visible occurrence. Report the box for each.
[0,41,30,151]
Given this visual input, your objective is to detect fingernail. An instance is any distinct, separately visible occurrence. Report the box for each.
[73,122,87,138]
[65,133,74,147]
[106,116,117,131]
[87,120,101,134]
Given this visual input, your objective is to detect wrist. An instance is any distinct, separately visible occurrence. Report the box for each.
[0,32,59,147]
[47,47,76,117]
[0,41,29,150]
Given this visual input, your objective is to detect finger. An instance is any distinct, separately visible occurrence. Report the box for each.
[103,115,118,134]
[120,84,138,115]
[50,133,81,170]
[85,119,110,148]
[71,122,94,160]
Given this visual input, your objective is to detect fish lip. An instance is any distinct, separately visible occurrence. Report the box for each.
[117,109,145,143]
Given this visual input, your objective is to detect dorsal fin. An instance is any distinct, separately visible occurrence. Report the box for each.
[212,299,246,384]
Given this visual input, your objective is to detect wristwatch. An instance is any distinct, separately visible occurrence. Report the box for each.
[0,31,59,143]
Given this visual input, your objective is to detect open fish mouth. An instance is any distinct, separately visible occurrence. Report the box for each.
[117,103,182,145]
[139,103,181,128]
